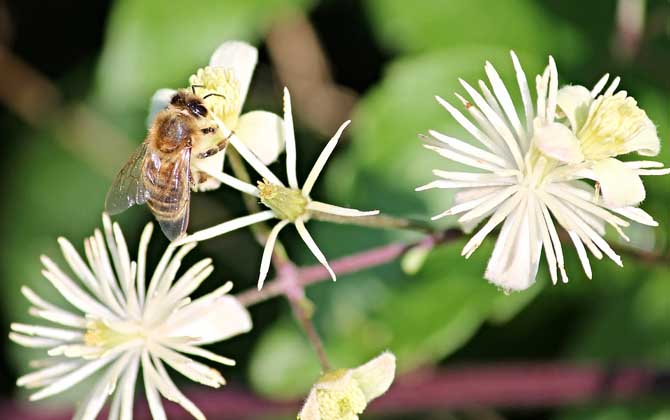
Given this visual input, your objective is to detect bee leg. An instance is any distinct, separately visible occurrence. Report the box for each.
[196,131,233,159]
[201,126,217,135]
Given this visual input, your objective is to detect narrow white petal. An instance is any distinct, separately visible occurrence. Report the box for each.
[591,74,610,97]
[459,78,525,169]
[17,361,81,388]
[258,220,290,290]
[609,206,658,226]
[428,129,510,168]
[176,210,276,244]
[73,353,131,420]
[30,353,118,401]
[295,218,336,281]
[283,88,299,188]
[546,56,558,122]
[478,80,505,118]
[57,237,101,298]
[150,344,225,388]
[458,185,520,224]
[217,118,284,186]
[302,120,351,196]
[485,60,527,146]
[423,144,505,172]
[9,333,62,348]
[193,163,259,196]
[152,357,206,420]
[510,51,535,138]
[142,352,167,420]
[462,190,523,258]
[435,95,504,155]
[568,231,592,279]
[539,200,568,283]
[136,222,153,305]
[117,353,140,420]
[11,323,82,341]
[40,256,115,319]
[307,201,379,218]
[604,76,621,96]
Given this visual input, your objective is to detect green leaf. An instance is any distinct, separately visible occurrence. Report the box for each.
[249,238,542,398]
[365,0,585,64]
[94,0,312,112]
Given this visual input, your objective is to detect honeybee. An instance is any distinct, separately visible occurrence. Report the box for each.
[105,88,228,241]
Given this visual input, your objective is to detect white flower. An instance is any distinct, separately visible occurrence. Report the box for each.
[419,52,668,291]
[149,41,285,191]
[537,73,664,207]
[298,352,396,420]
[177,87,379,289]
[10,214,252,420]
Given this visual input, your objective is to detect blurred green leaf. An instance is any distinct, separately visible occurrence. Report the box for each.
[332,47,546,219]
[365,0,585,65]
[565,266,670,365]
[94,0,312,112]
[249,238,542,398]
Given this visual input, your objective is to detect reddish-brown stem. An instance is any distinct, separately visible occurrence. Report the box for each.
[236,228,463,307]
[11,363,667,419]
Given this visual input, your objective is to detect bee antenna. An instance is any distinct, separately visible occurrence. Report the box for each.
[203,93,226,100]
[190,84,205,94]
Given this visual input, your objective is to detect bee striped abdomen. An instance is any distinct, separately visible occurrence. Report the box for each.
[144,152,189,221]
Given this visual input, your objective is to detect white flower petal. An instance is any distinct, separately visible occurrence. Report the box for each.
[307,201,379,218]
[556,85,592,131]
[351,352,396,402]
[533,120,584,163]
[283,88,299,188]
[258,220,290,290]
[298,388,321,420]
[237,110,286,166]
[592,158,646,207]
[176,210,275,244]
[167,295,252,345]
[147,88,177,127]
[302,120,351,196]
[209,41,258,105]
[295,219,336,281]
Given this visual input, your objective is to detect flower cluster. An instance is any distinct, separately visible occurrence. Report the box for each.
[176,87,378,289]
[419,52,668,291]
[10,214,251,419]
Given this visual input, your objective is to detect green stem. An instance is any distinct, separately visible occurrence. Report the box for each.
[310,211,435,233]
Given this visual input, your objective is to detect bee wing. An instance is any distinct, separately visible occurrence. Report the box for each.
[146,147,192,241]
[105,143,150,214]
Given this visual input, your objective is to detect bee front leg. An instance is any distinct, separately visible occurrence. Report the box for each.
[196,131,233,159]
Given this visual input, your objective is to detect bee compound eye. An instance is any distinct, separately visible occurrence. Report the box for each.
[190,103,208,117]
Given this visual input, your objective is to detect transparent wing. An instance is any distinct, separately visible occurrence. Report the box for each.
[105,143,149,214]
[145,147,192,241]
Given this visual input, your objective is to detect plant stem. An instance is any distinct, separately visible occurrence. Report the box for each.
[236,228,463,307]
[311,211,435,233]
[26,363,669,419]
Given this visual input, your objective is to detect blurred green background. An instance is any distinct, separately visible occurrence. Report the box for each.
[1,0,669,419]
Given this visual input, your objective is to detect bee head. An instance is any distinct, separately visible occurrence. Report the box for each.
[170,90,208,118]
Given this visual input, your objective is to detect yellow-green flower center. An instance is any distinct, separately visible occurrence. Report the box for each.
[189,66,241,128]
[316,370,367,420]
[578,93,649,160]
[84,320,141,350]
[258,180,308,222]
